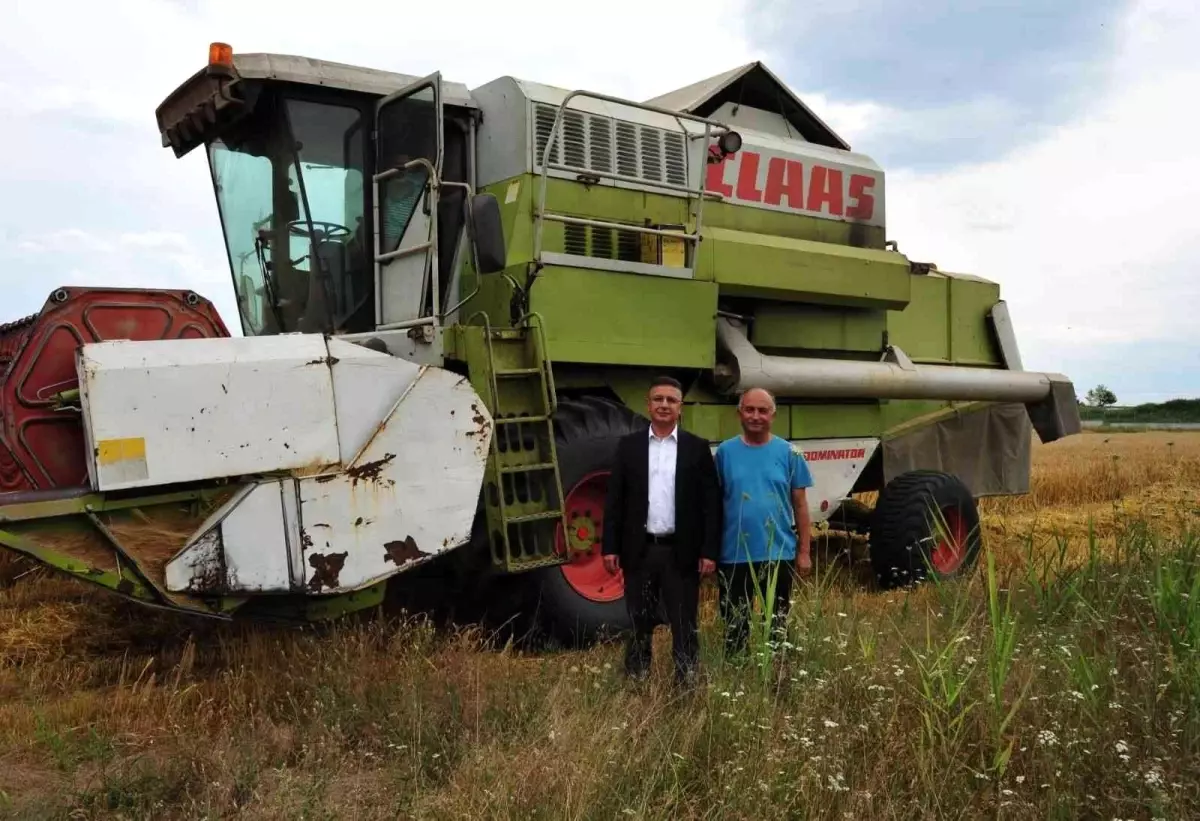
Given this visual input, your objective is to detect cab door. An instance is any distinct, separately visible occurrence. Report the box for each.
[373,73,444,329]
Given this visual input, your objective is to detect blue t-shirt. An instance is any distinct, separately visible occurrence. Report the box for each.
[715,435,814,564]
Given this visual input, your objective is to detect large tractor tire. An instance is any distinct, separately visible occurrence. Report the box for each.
[531,396,646,646]
[868,470,982,590]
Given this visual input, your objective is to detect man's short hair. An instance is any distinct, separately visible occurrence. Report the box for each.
[738,387,776,411]
[649,375,683,394]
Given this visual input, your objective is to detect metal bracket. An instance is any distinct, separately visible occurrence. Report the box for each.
[882,345,916,372]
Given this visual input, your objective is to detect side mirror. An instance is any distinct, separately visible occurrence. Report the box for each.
[469,193,507,274]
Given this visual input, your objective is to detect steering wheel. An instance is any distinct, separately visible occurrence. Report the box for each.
[287,220,351,242]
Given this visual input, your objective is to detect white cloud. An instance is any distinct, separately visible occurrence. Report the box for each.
[0,0,763,327]
[11,227,235,319]
[875,0,1200,382]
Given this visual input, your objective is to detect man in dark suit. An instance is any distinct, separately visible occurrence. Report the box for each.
[601,376,722,686]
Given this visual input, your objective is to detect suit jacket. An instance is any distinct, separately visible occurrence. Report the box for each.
[601,425,722,576]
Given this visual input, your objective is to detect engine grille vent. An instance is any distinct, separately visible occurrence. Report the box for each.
[534,103,689,188]
[559,223,645,262]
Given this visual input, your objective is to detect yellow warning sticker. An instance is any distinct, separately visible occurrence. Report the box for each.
[96,437,146,465]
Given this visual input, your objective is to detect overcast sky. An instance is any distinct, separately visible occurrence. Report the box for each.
[2,0,1196,404]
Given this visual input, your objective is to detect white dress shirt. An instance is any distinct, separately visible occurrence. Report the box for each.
[646,425,678,535]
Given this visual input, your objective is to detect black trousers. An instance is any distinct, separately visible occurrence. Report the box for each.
[623,540,699,682]
[717,560,794,657]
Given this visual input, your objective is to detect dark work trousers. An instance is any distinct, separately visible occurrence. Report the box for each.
[717,560,794,658]
[623,539,699,683]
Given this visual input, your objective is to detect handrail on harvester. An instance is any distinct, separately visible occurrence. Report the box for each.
[531,89,735,271]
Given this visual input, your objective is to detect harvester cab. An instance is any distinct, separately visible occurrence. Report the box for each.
[0,43,1082,641]
[162,44,507,348]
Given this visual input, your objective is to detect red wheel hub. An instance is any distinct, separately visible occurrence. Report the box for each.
[555,469,624,603]
[930,506,968,574]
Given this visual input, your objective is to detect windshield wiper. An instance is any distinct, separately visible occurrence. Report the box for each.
[254,230,289,333]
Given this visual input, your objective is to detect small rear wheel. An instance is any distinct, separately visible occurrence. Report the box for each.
[868,470,982,590]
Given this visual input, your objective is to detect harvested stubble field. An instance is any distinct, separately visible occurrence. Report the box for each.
[1,431,1199,820]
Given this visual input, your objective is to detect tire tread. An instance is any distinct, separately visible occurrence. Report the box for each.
[869,470,982,589]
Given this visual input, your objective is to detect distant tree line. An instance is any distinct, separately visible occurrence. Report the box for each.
[1077,384,1200,423]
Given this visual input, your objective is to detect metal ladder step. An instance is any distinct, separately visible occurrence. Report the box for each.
[499,462,557,475]
[494,415,549,425]
[506,510,565,525]
[474,314,567,572]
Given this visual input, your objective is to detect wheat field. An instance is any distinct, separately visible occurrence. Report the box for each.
[1,431,1198,820]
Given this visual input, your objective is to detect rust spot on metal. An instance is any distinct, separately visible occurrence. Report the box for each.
[468,402,492,442]
[383,536,423,566]
[314,474,336,484]
[311,522,331,529]
[300,527,314,551]
[346,453,396,487]
[116,578,135,595]
[305,355,341,367]
[307,551,347,591]
[189,548,228,593]
[353,516,374,528]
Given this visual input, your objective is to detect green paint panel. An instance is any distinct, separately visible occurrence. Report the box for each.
[699,227,911,310]
[887,276,949,361]
[791,404,883,439]
[949,276,1002,364]
[530,266,717,368]
[886,274,1003,366]
[881,399,958,435]
[0,488,216,524]
[305,583,386,621]
[702,197,888,250]
[751,304,886,353]
[543,178,690,228]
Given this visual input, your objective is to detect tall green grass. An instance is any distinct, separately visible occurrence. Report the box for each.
[2,513,1199,819]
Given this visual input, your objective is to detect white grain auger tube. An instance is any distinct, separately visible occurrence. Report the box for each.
[714,316,1067,403]
[77,334,494,597]
[714,316,1081,443]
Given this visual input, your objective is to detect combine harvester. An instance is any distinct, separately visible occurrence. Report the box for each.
[0,44,1079,640]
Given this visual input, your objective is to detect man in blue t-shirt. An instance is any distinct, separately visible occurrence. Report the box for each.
[714,387,813,656]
